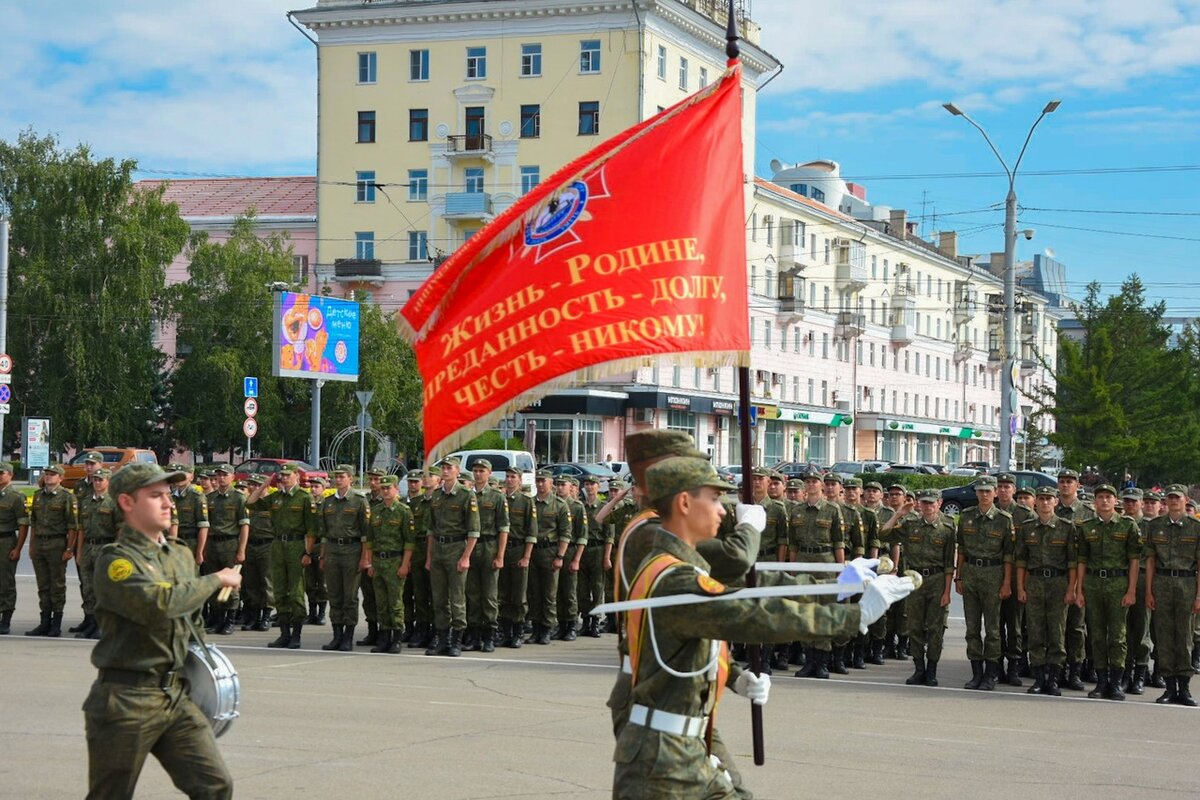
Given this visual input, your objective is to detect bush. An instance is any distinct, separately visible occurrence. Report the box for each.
[857,472,976,491]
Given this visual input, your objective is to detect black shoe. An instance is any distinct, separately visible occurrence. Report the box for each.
[896,636,910,658]
[287,623,303,649]
[1108,669,1126,701]
[338,626,355,651]
[534,624,552,646]
[1149,667,1166,689]
[1088,670,1109,699]
[1063,662,1086,691]
[0,610,12,635]
[446,628,462,657]
[867,641,886,666]
[1005,660,1023,687]
[267,624,292,648]
[1081,660,1097,683]
[74,615,97,639]
[253,609,273,632]
[68,616,88,633]
[47,612,63,638]
[905,655,927,686]
[409,623,429,649]
[241,607,258,631]
[1175,675,1198,707]
[795,647,816,678]
[315,602,328,625]
[323,625,344,651]
[399,624,415,643]
[215,612,235,636]
[1018,656,1032,678]
[25,612,51,637]
[371,630,392,653]
[1027,664,1046,695]
[829,646,849,675]
[883,641,897,660]
[306,602,319,625]
[508,622,524,649]
[356,621,379,647]
[425,629,444,656]
[386,630,403,654]
[1156,676,1177,704]
[851,641,867,670]
[481,626,496,653]
[923,660,939,687]
[769,647,789,672]
[978,660,999,691]
[562,623,578,642]
[964,660,985,690]
[1129,664,1147,695]
[462,626,480,651]
[1043,665,1062,696]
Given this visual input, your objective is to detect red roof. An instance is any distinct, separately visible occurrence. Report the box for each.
[137,176,316,218]
[752,177,856,222]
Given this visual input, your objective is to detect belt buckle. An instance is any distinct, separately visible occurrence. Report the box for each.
[974,558,985,567]
[159,669,178,693]
[1098,569,1108,578]
[1042,569,1053,578]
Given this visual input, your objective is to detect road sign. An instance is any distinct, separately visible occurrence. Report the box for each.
[0,373,9,385]
[0,354,12,373]
[243,417,258,438]
[0,385,12,405]
[355,390,373,409]
[0,404,8,415]
[357,411,373,430]
[244,377,258,398]
[1009,415,1020,436]
[244,397,258,417]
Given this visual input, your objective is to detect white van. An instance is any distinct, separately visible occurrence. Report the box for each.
[444,450,537,492]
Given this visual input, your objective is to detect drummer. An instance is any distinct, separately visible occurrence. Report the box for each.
[84,463,242,799]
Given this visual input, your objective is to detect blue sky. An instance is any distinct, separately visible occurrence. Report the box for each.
[4,0,1199,313]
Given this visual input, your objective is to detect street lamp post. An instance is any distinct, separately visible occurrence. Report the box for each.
[943,100,1060,469]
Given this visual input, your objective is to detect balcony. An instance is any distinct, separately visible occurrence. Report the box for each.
[835,311,866,338]
[835,258,868,291]
[890,324,914,346]
[953,342,973,363]
[778,295,806,323]
[444,191,494,221]
[987,348,1004,369]
[778,241,806,272]
[333,258,382,281]
[444,134,494,160]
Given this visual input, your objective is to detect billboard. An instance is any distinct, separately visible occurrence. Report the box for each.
[23,417,51,469]
[272,292,360,382]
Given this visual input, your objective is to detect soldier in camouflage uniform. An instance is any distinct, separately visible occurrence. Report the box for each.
[240,474,275,632]
[858,480,896,664]
[1121,487,1152,693]
[578,476,613,637]
[26,464,79,637]
[399,471,424,641]
[498,466,536,647]
[955,475,1015,691]
[996,473,1036,685]
[789,470,845,678]
[554,476,588,641]
[1015,487,1077,696]
[465,458,509,651]
[845,477,882,667]
[368,476,416,654]
[883,482,913,659]
[303,475,330,625]
[1055,469,1096,689]
[0,462,29,635]
[1144,484,1200,706]
[74,468,117,639]
[527,470,572,645]
[259,464,318,649]
[203,465,249,636]
[168,465,208,562]
[406,471,439,649]
[824,473,863,672]
[318,465,371,651]
[424,458,480,657]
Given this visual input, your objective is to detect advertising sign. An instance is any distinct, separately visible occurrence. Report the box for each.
[272,292,360,382]
[23,417,51,469]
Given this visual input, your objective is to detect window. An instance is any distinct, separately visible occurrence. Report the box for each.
[811,187,826,203]
[763,319,772,349]
[808,379,815,403]
[355,170,375,203]
[699,66,709,88]
[656,45,667,79]
[358,52,377,84]
[464,167,484,194]
[520,166,540,194]
[824,239,830,264]
[293,254,309,283]
[794,329,801,353]
[871,255,878,279]
[822,332,829,359]
[521,43,542,77]
[355,231,374,260]
[578,101,599,135]
[749,213,757,241]
[679,57,689,90]
[766,218,774,246]
[466,46,487,79]
[790,183,807,196]
[667,409,697,440]
[672,365,681,387]
[407,169,427,201]
[580,39,601,73]
[408,108,428,141]
[519,104,540,138]
[465,106,485,138]
[821,381,828,405]
[407,231,428,261]
[357,111,376,143]
[409,49,429,81]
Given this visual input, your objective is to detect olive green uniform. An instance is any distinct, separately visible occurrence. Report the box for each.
[956,505,1015,662]
[786,499,844,652]
[466,485,509,632]
[78,491,119,621]
[1127,513,1154,669]
[171,485,209,553]
[370,499,416,632]
[204,489,249,611]
[528,493,571,633]
[1016,515,1077,667]
[579,497,613,624]
[407,493,434,632]
[360,492,384,634]
[29,486,79,615]
[270,486,318,626]
[85,529,232,798]
[428,483,480,632]
[1145,514,1200,677]
[1077,513,1141,670]
[556,495,588,633]
[757,496,788,562]
[998,500,1036,666]
[0,486,29,618]
[1056,499,1096,665]
[499,489,536,629]
[243,493,275,618]
[319,489,371,627]
[896,513,956,663]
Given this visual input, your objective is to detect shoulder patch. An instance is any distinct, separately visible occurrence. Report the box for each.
[697,574,726,594]
[107,558,135,582]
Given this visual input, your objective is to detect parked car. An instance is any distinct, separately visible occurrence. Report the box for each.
[961,460,991,471]
[939,470,1058,515]
[922,463,949,475]
[233,458,328,488]
[605,461,629,477]
[444,449,537,491]
[770,461,827,480]
[544,462,616,492]
[723,465,744,488]
[950,466,986,477]
[828,460,891,480]
[64,447,158,490]
[887,463,940,475]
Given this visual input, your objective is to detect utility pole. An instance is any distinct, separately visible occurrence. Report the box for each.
[0,216,8,458]
[943,100,1060,469]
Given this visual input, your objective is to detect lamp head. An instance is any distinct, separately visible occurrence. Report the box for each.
[943,102,964,116]
[1042,100,1062,114]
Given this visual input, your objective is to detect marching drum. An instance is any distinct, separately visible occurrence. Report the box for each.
[183,642,241,738]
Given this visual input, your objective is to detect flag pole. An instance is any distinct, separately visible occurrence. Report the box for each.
[725,0,766,768]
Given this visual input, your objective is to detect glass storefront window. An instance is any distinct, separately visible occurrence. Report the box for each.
[763,420,784,464]
[881,431,899,462]
[519,416,601,465]
[916,435,932,463]
[805,427,828,464]
[667,410,697,441]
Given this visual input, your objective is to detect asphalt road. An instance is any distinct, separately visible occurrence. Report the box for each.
[2,570,1198,799]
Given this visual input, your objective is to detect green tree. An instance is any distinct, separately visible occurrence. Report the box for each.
[0,130,188,455]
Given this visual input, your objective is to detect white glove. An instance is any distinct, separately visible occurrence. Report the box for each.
[733,670,772,705]
[837,557,880,600]
[857,574,915,634]
[735,503,766,534]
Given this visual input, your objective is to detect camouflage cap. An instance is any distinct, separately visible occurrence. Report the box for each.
[581,475,599,485]
[307,475,328,486]
[975,475,998,489]
[845,477,863,489]
[175,463,195,474]
[1015,485,1035,497]
[1035,486,1058,498]
[610,478,628,490]
[535,469,555,480]
[769,471,787,482]
[109,463,186,499]
[502,466,522,477]
[996,473,1016,485]
[786,479,804,490]
[278,464,301,476]
[917,489,940,501]
[246,473,266,485]
[863,481,883,491]
[45,464,65,476]
[1165,484,1188,497]
[905,490,916,499]
[332,464,355,477]
[406,470,424,481]
[379,475,399,488]
[802,469,824,481]
[645,456,737,504]
[1057,469,1080,480]
[823,473,843,484]
[750,466,772,477]
[469,457,493,470]
[0,461,12,473]
[82,451,104,464]
[1146,490,1163,501]
[436,456,461,469]
[624,430,706,466]
[93,468,113,480]
[886,482,907,492]
[1093,484,1118,497]
[210,464,233,476]
[366,467,386,478]
[555,475,579,487]
[1121,487,1143,500]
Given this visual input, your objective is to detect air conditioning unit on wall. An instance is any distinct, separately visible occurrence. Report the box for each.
[637,408,655,424]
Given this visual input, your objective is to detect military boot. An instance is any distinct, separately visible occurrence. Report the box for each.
[25,612,51,637]
[398,623,415,643]
[883,636,897,659]
[1107,669,1126,701]
[867,640,886,666]
[562,621,578,642]
[323,624,344,651]
[481,625,497,653]
[1118,664,1133,693]
[1149,665,1166,688]
[287,622,303,649]
[254,609,273,632]
[408,622,429,649]
[424,629,444,656]
[508,621,524,649]
[241,606,258,631]
[905,652,927,685]
[462,626,479,651]
[769,645,789,672]
[1155,676,1177,704]
[1129,664,1147,695]
[315,602,328,625]
[588,616,602,638]
[446,628,462,657]
[1005,659,1023,687]
[371,629,392,653]
[68,616,88,633]
[338,626,354,651]
[1175,675,1198,706]
[215,611,235,636]
[267,623,292,648]
[1081,659,1097,683]
[923,659,939,687]
[1087,670,1109,699]
[812,649,831,679]
[1043,665,1062,696]
[0,609,13,635]
[356,621,379,647]
[1063,662,1086,691]
[306,602,319,624]
[74,615,96,639]
[964,660,985,690]
[47,612,63,637]
[896,636,910,658]
[978,660,1000,691]
[535,624,552,645]
[386,629,403,654]
[830,645,849,675]
[1018,654,1032,678]
[851,640,867,670]
[1026,664,1046,695]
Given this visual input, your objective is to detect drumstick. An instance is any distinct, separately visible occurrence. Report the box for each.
[216,564,242,604]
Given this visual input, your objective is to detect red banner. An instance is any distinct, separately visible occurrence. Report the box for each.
[401,66,749,458]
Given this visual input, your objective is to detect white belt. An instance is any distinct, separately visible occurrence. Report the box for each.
[628,704,708,737]
[621,655,632,674]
